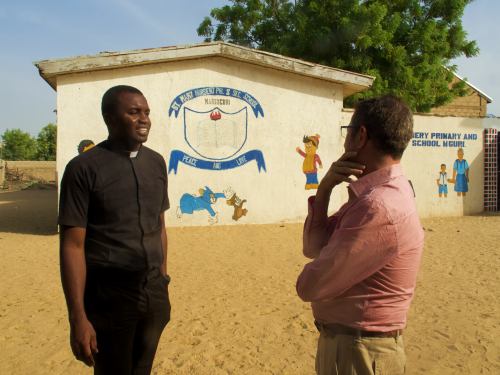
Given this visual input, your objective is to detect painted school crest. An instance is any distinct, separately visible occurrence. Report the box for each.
[168,87,266,173]
[184,107,247,160]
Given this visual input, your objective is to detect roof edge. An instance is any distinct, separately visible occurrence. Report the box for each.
[34,42,374,95]
[451,71,492,103]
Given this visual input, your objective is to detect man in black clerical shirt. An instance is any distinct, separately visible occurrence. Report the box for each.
[59,85,171,375]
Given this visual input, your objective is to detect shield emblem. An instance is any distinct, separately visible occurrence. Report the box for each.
[184,107,248,160]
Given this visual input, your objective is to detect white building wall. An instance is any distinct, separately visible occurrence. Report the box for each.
[56,57,346,226]
[56,58,499,225]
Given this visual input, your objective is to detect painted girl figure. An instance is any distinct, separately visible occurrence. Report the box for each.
[296,134,322,190]
[450,147,469,197]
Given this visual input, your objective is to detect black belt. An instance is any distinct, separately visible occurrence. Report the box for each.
[315,321,403,338]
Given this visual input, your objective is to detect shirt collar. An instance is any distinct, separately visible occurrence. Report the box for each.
[101,140,142,158]
[348,164,404,197]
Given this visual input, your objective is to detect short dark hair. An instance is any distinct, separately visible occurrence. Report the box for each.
[440,163,446,168]
[352,95,413,159]
[101,85,143,120]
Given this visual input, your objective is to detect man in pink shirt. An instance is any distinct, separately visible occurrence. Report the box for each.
[296,95,424,375]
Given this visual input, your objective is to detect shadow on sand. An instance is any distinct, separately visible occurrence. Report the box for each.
[0,185,58,235]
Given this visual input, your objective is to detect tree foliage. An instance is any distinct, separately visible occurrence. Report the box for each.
[1,129,37,161]
[36,123,57,161]
[0,124,57,161]
[198,0,479,112]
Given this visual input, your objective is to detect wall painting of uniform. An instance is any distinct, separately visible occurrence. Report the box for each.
[436,163,449,198]
[296,134,322,190]
[449,148,469,197]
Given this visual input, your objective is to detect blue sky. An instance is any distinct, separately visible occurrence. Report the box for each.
[0,0,494,137]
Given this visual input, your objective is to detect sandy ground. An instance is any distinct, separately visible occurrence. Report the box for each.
[0,187,499,374]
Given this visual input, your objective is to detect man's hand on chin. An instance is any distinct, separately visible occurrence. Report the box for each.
[319,151,365,192]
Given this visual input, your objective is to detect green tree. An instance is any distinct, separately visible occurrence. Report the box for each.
[198,0,296,52]
[36,123,57,161]
[198,0,479,112]
[1,129,37,160]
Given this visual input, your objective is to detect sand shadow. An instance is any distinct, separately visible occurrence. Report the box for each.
[0,185,58,235]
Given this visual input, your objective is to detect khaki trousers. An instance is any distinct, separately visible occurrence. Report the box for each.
[315,332,406,375]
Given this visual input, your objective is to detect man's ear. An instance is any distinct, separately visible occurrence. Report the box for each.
[355,125,369,149]
[103,113,112,127]
[104,113,116,135]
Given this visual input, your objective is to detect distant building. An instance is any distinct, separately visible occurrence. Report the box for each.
[430,73,492,117]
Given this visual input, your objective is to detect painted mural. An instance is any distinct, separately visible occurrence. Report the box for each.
[176,186,248,225]
[434,148,470,198]
[168,87,266,173]
[225,187,248,221]
[177,186,225,224]
[412,132,478,148]
[450,148,469,197]
[410,132,477,200]
[436,164,449,198]
[296,134,322,190]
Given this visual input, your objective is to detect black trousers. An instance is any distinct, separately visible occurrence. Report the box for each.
[85,267,171,375]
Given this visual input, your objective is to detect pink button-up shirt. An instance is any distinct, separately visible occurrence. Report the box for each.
[296,164,424,332]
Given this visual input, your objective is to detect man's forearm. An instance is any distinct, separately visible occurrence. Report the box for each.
[160,215,168,275]
[60,231,88,322]
[160,229,168,275]
[60,227,99,367]
[302,151,364,259]
[303,184,334,258]
[314,183,334,222]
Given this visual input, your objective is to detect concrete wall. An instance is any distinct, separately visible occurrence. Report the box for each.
[4,161,56,182]
[56,57,346,226]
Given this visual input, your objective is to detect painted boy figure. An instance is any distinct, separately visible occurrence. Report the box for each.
[436,163,449,198]
[296,134,323,190]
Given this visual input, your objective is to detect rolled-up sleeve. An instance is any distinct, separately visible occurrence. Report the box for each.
[297,197,398,302]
